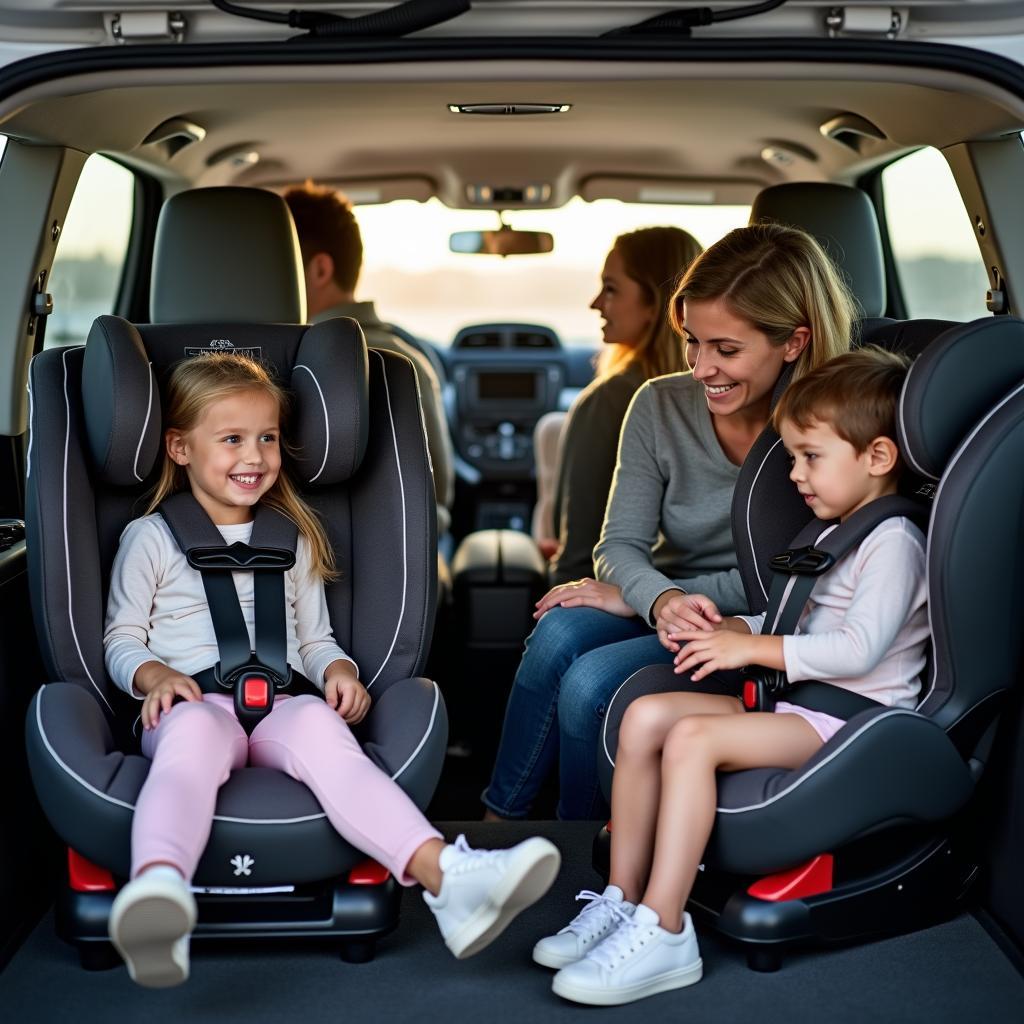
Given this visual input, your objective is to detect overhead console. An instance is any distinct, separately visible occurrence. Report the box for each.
[449,323,565,477]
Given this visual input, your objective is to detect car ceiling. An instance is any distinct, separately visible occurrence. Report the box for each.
[1,63,1023,206]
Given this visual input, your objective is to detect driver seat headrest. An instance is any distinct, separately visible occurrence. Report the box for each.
[749,182,886,319]
[151,187,307,325]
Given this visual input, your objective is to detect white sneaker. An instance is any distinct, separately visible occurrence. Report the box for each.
[424,834,561,959]
[532,885,636,969]
[551,904,703,1006]
[108,867,197,988]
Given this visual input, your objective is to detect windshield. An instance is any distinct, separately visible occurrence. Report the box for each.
[357,197,750,347]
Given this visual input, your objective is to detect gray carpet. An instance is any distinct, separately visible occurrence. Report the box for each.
[2,822,1022,1023]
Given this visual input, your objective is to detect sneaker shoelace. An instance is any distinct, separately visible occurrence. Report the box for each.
[444,834,505,875]
[561,890,633,938]
[586,915,655,970]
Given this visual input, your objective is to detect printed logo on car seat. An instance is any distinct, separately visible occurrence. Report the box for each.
[230,854,255,877]
[185,339,263,358]
[914,482,937,500]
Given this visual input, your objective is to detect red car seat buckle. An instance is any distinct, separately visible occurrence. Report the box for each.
[242,675,270,709]
[747,853,834,901]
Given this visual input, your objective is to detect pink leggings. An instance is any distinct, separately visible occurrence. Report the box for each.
[133,694,441,885]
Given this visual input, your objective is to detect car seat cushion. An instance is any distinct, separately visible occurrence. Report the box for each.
[81,317,162,487]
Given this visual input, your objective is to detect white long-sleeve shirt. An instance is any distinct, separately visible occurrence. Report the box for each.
[103,514,356,698]
[737,517,928,710]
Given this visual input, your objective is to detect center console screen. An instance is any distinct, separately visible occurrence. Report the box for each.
[477,371,538,401]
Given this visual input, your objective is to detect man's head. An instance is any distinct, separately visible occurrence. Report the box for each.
[283,183,363,316]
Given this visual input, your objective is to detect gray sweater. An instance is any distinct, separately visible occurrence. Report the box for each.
[549,363,646,585]
[593,372,746,622]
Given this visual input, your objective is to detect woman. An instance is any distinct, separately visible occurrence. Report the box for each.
[483,222,856,821]
[546,227,703,584]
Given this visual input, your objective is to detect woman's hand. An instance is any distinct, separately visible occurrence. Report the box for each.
[324,661,372,725]
[673,630,784,681]
[533,578,636,620]
[134,662,202,730]
[653,591,723,652]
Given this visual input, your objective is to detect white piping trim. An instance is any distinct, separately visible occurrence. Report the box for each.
[390,681,441,782]
[367,350,408,689]
[25,368,35,480]
[62,350,114,714]
[293,364,330,483]
[916,377,1024,711]
[745,437,783,604]
[131,365,155,483]
[716,708,924,814]
[897,353,933,479]
[601,669,645,768]
[34,688,328,825]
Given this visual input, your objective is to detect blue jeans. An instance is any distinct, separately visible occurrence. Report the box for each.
[482,606,673,820]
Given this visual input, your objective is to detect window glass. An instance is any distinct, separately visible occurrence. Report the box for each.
[881,147,990,321]
[0,135,6,164]
[46,154,135,347]
[356,197,749,346]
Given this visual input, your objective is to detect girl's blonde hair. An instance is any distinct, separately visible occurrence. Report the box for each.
[146,354,337,582]
[596,226,704,381]
[669,222,855,379]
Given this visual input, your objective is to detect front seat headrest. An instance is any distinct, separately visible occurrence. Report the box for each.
[898,316,1024,480]
[749,182,886,319]
[151,187,306,325]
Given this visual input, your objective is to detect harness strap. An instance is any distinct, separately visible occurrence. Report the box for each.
[158,492,298,685]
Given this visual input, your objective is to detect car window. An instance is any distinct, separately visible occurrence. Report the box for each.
[880,147,991,321]
[46,154,135,347]
[356,197,749,346]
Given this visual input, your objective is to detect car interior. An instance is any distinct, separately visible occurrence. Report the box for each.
[1,4,1024,1020]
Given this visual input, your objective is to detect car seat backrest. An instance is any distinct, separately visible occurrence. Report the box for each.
[732,317,1024,750]
[896,317,1024,744]
[151,186,307,324]
[27,317,435,718]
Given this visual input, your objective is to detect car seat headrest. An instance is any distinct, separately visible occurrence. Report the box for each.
[151,187,306,325]
[749,183,886,319]
[898,316,1024,480]
[81,317,162,487]
[290,319,370,486]
[80,315,369,487]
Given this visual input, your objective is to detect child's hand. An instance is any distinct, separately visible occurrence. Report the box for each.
[135,664,202,730]
[653,592,724,652]
[672,629,757,681]
[325,667,371,725]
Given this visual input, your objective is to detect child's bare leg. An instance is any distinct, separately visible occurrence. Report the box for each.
[642,711,823,932]
[609,692,743,903]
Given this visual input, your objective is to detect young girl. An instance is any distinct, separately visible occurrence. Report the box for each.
[535,347,929,1006]
[104,353,559,988]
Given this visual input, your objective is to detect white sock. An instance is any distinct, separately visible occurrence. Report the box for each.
[138,864,186,885]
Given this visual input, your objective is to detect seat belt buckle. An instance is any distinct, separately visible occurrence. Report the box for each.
[769,545,836,576]
[741,668,787,712]
[225,666,283,734]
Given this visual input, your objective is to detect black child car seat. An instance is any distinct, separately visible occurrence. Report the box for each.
[595,316,1024,969]
[24,188,447,968]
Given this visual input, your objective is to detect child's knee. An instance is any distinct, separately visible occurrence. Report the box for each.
[662,715,711,764]
[618,696,669,755]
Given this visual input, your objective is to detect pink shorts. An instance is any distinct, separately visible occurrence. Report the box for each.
[773,701,846,744]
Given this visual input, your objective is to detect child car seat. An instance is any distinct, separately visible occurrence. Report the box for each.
[595,316,1024,969]
[24,187,447,968]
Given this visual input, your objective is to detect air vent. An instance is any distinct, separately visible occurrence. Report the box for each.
[513,332,556,350]
[457,332,503,349]
[448,103,571,116]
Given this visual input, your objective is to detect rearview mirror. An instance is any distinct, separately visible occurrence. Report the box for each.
[450,228,554,256]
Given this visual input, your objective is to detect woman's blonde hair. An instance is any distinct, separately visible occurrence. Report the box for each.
[668,222,855,379]
[146,354,337,582]
[597,226,704,381]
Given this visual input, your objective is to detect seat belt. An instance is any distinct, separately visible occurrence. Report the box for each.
[159,491,307,733]
[741,494,929,717]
